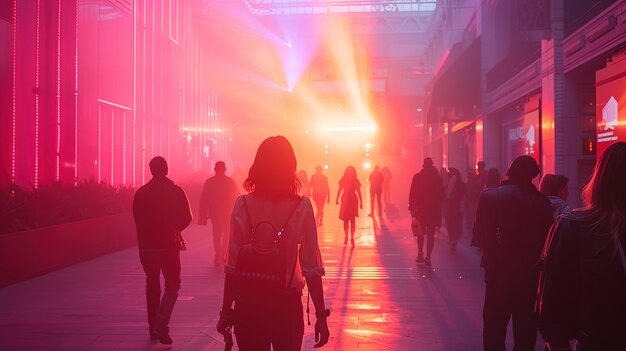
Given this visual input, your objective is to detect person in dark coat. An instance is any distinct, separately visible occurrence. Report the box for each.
[199,161,240,265]
[537,142,626,351]
[133,156,193,344]
[368,165,384,217]
[473,155,553,351]
[408,157,445,266]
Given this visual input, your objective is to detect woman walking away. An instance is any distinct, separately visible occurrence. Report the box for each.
[216,136,330,351]
[538,141,626,351]
[336,166,363,247]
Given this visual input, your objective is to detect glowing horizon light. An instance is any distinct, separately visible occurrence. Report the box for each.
[363,162,371,169]
[323,125,377,133]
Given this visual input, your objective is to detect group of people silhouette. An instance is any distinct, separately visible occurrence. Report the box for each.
[132,136,625,350]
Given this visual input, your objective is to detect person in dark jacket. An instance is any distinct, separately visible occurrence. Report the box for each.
[133,156,193,344]
[474,155,553,351]
[409,157,445,266]
[199,161,240,265]
[538,142,626,351]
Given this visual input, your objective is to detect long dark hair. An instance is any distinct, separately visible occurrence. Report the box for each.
[339,166,358,188]
[582,142,626,248]
[244,136,301,199]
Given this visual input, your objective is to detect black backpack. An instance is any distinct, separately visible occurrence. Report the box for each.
[234,196,301,308]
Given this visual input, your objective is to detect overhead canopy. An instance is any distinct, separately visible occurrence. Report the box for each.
[427,38,481,124]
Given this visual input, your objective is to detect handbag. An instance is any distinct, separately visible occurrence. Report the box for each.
[411,216,423,237]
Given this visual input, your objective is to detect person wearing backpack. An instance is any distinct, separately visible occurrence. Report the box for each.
[537,142,626,351]
[473,155,553,351]
[216,136,330,350]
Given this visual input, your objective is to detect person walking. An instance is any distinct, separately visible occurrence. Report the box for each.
[310,165,331,226]
[538,174,572,220]
[381,166,392,205]
[474,155,553,351]
[336,166,363,247]
[199,161,240,265]
[368,165,384,217]
[408,157,445,266]
[216,136,330,350]
[444,167,466,251]
[133,156,193,344]
[537,142,626,351]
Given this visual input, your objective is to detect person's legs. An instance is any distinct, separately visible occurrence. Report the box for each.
[483,280,512,351]
[343,220,349,244]
[152,250,181,344]
[212,216,228,264]
[416,223,425,262]
[425,225,435,264]
[375,192,382,215]
[511,282,539,351]
[140,252,161,336]
[271,291,304,351]
[349,218,356,246]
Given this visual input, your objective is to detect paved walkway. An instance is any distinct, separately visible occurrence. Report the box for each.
[0,199,545,350]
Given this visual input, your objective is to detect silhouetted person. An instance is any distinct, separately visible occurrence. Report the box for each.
[537,142,626,351]
[539,174,572,220]
[474,155,553,351]
[485,167,502,190]
[381,166,392,205]
[444,167,466,251]
[466,161,487,234]
[199,161,240,265]
[310,166,331,226]
[336,166,363,247]
[133,156,192,345]
[409,157,445,266]
[298,169,311,198]
[368,165,384,217]
[216,136,329,350]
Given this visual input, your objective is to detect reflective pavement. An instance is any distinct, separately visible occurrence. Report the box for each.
[0,200,545,350]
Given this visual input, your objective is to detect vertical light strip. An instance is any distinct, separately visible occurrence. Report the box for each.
[132,0,137,187]
[34,0,41,188]
[111,110,114,185]
[74,0,79,186]
[123,111,126,185]
[11,0,17,195]
[56,0,62,181]
[97,104,101,182]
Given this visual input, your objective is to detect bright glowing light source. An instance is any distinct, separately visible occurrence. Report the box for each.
[323,125,377,133]
[11,0,17,194]
[417,107,423,112]
[304,130,309,134]
[324,151,328,155]
[34,0,41,188]
[323,165,329,170]
[286,41,293,48]
[56,0,62,181]
[364,143,371,149]
[74,0,79,186]
[287,88,293,93]
[324,145,328,149]
[186,135,192,141]
[363,162,371,170]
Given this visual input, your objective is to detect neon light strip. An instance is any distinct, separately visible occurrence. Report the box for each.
[56,0,62,181]
[96,99,132,110]
[111,110,114,185]
[133,0,137,187]
[98,104,101,182]
[74,0,79,186]
[123,111,126,185]
[11,0,17,194]
[34,0,41,188]
[168,0,178,44]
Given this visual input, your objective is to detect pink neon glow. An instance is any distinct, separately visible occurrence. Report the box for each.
[433,49,450,76]
[56,0,62,181]
[111,110,114,185]
[123,111,126,185]
[34,0,41,189]
[74,0,79,186]
[11,0,17,194]
[98,105,101,183]
[132,0,137,188]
